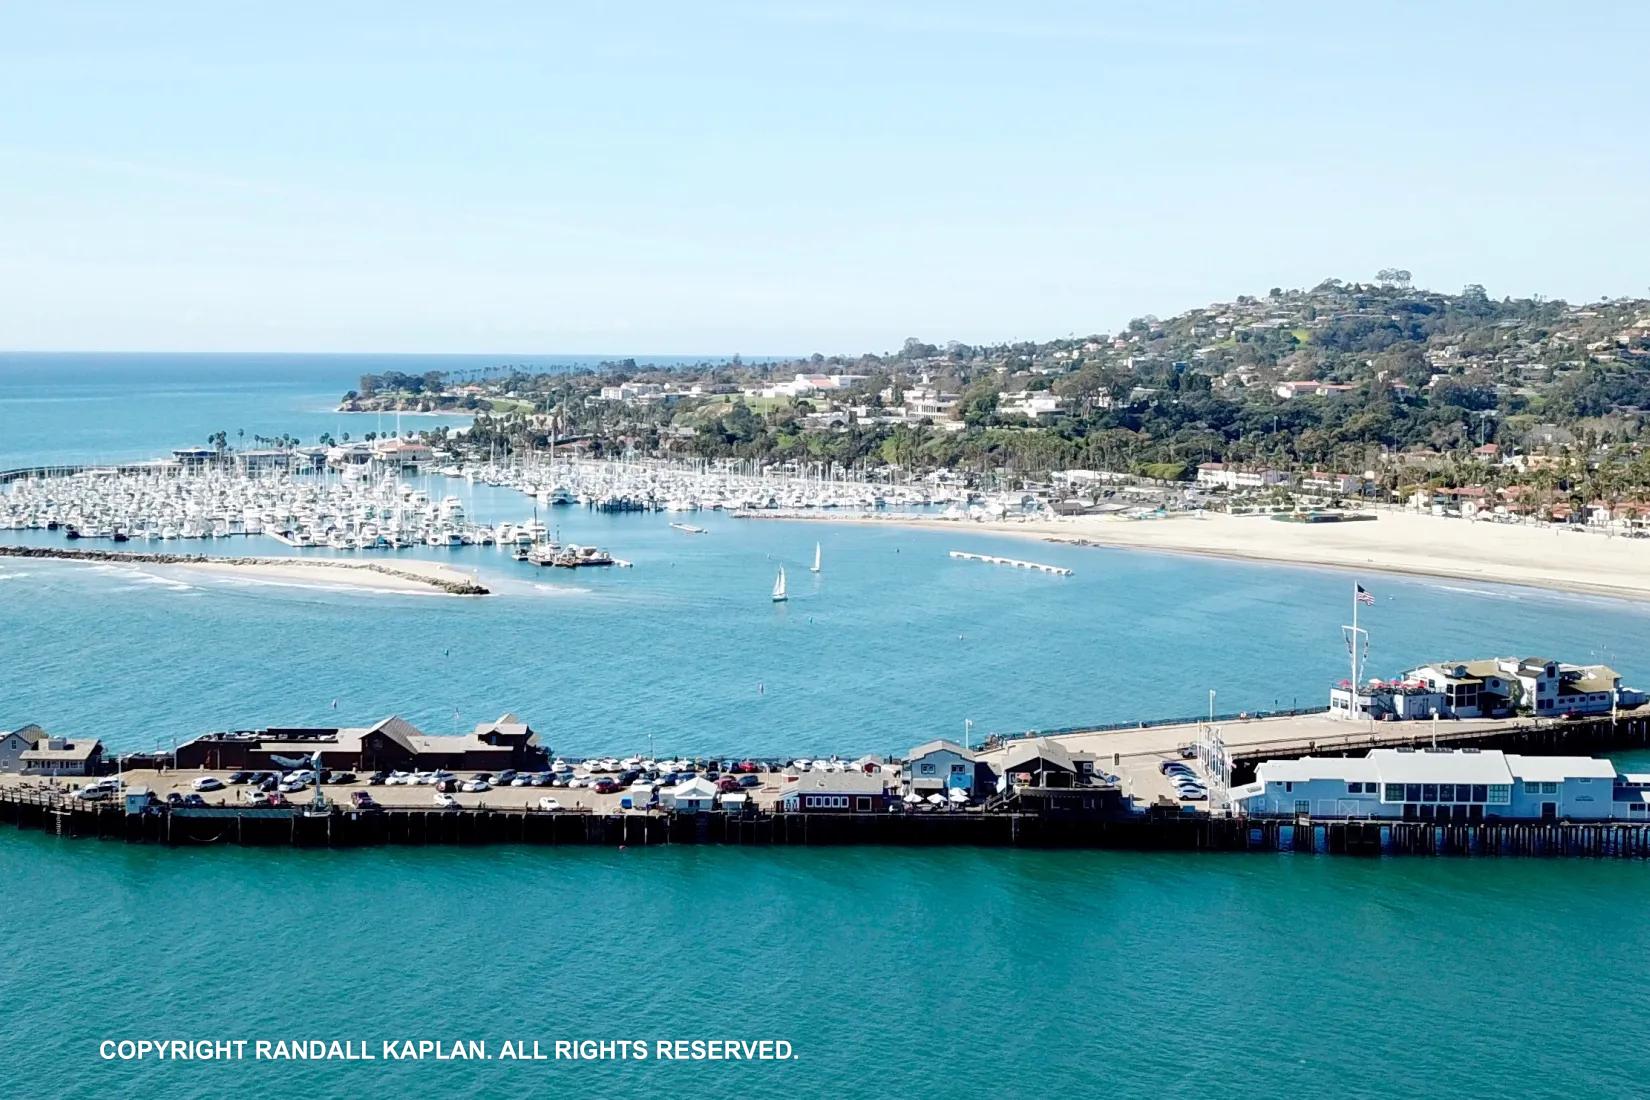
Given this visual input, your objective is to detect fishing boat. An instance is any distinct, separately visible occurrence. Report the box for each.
[810,541,821,573]
[772,566,787,602]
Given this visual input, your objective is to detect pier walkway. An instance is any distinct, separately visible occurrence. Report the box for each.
[983,708,1650,806]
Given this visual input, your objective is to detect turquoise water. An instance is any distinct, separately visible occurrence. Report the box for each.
[3,355,1648,1096]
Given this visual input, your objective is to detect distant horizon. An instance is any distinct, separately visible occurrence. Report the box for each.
[4,273,1648,362]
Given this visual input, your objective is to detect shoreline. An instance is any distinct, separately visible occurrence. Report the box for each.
[736,509,1650,605]
[0,546,489,596]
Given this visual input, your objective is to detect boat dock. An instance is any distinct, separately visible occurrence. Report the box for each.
[948,550,1072,576]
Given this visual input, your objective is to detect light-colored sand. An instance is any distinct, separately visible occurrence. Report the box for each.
[759,509,1650,602]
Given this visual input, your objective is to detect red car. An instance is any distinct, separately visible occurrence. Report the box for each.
[593,779,620,794]
[717,777,742,792]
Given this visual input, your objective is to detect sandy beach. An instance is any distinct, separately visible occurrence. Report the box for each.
[0,546,489,595]
[748,509,1650,603]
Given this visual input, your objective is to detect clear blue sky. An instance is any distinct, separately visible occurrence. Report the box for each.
[2,1,1647,355]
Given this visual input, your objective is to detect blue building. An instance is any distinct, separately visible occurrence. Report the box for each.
[904,739,980,796]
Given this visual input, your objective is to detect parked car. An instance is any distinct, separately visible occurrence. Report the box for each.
[536,797,561,812]
[192,776,224,792]
[738,774,762,788]
[368,771,388,786]
[330,772,357,785]
[227,771,250,784]
[181,793,207,807]
[350,791,379,809]
[434,792,459,809]
[529,773,551,787]
[717,777,741,792]
[460,778,491,793]
[495,770,517,785]
[592,779,619,794]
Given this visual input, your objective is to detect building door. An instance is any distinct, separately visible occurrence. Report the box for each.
[1541,802,1557,820]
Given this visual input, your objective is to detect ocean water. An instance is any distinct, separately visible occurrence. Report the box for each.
[2,355,1647,1097]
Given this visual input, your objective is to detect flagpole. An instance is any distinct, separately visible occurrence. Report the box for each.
[1350,582,1359,688]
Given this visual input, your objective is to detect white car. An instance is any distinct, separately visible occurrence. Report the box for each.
[460,778,491,793]
[433,792,459,808]
[192,776,224,792]
[537,797,561,811]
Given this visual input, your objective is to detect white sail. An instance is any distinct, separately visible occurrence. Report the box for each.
[772,566,787,601]
[811,542,821,573]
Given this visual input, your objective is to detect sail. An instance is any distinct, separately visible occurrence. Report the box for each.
[811,542,821,572]
[772,566,787,601]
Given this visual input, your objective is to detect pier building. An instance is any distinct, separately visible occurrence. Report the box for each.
[904,740,982,796]
[0,725,46,772]
[18,733,104,777]
[1231,747,1629,822]
[778,771,897,813]
[1329,656,1640,721]
[173,714,544,772]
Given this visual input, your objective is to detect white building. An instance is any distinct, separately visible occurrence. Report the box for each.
[659,777,718,814]
[1231,748,1624,822]
[998,391,1066,420]
[1330,657,1636,721]
[1194,463,1290,490]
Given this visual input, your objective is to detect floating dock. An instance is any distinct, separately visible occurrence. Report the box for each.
[948,550,1072,576]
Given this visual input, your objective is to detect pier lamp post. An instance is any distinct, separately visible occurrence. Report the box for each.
[964,719,973,751]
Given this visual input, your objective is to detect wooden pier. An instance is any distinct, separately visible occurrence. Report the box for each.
[8,790,1650,857]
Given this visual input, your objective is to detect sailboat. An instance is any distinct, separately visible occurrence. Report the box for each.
[772,566,788,602]
[810,542,821,573]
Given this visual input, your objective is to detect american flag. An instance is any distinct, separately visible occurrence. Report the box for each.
[1356,584,1376,606]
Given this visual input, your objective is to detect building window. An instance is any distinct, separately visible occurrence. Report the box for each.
[1294,800,1310,815]
[920,763,935,774]
[856,797,871,811]
[1439,784,1455,802]
[1471,784,1488,803]
[951,763,967,774]
[1488,784,1511,804]
[1384,784,1403,801]
[1405,784,1422,802]
[1422,784,1438,802]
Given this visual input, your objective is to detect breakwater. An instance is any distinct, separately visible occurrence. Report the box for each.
[0,546,490,595]
[10,792,1650,857]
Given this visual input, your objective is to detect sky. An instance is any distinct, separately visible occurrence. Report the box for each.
[1,1,1647,355]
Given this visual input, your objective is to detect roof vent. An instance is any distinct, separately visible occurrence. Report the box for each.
[1396,746,1416,753]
